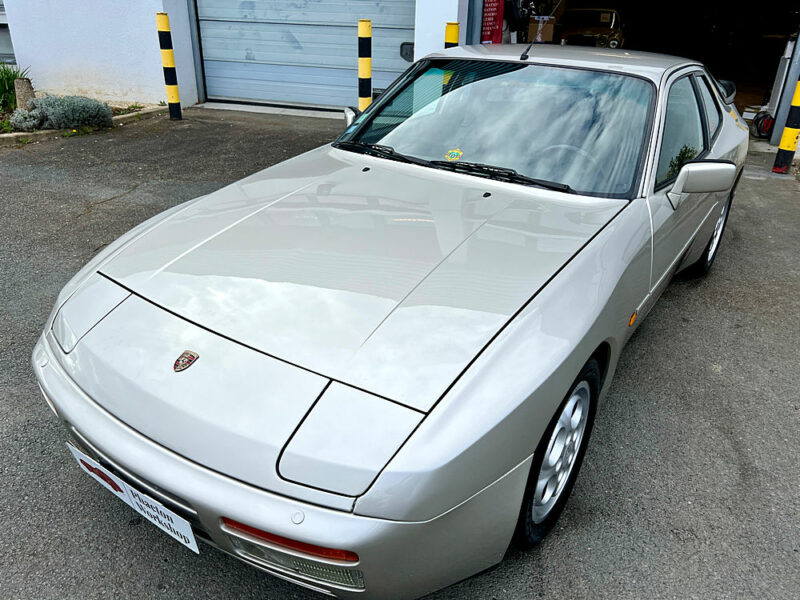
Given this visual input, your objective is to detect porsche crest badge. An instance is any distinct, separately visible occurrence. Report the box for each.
[174,350,199,372]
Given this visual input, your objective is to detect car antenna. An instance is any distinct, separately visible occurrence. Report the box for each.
[521,0,563,60]
[520,42,535,61]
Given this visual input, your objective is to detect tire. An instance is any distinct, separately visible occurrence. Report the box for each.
[514,359,600,548]
[686,192,733,277]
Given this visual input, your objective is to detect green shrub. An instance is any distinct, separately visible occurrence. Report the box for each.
[9,108,41,132]
[0,65,30,112]
[35,95,113,129]
[10,95,113,132]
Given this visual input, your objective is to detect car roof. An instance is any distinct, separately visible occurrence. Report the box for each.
[423,45,701,84]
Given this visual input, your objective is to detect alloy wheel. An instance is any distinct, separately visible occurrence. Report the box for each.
[706,197,730,267]
[532,380,591,523]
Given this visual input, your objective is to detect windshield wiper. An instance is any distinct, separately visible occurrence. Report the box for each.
[429,160,574,193]
[333,141,433,168]
[334,143,574,193]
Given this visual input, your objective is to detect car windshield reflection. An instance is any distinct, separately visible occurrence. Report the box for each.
[340,59,654,198]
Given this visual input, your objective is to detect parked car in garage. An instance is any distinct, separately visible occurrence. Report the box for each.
[560,8,625,48]
[32,44,747,599]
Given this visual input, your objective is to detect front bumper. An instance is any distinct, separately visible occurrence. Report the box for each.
[32,334,528,600]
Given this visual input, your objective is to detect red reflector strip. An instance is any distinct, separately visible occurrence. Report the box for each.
[221,517,359,563]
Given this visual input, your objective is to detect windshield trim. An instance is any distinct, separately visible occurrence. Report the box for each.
[338,58,657,201]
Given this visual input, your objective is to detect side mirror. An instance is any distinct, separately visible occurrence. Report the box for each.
[717,79,736,104]
[400,41,415,63]
[667,160,736,209]
[343,106,361,128]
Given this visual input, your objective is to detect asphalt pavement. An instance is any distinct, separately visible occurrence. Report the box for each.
[1,108,798,599]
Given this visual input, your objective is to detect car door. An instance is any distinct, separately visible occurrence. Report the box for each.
[645,69,718,294]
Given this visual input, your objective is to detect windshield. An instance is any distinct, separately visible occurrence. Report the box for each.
[562,10,617,28]
[340,60,653,197]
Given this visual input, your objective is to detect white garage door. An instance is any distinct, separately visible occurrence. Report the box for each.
[197,0,416,108]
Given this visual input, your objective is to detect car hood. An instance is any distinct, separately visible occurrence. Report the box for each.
[100,145,625,412]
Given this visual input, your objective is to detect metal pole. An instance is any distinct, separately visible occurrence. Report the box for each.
[156,12,182,120]
[770,33,800,147]
[186,0,207,103]
[358,20,372,112]
[466,0,483,46]
[445,22,460,49]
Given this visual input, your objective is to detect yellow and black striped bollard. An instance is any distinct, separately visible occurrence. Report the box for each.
[773,72,800,173]
[445,22,460,49]
[358,19,372,112]
[442,23,459,87]
[156,12,181,120]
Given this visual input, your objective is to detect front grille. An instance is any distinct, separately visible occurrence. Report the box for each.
[67,425,214,544]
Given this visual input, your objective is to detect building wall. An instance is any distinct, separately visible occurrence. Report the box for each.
[5,0,197,106]
[414,0,471,60]
[5,0,477,107]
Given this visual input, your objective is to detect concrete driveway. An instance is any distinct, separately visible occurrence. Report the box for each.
[1,109,798,599]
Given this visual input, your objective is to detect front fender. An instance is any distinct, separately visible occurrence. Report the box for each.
[42,197,202,332]
[355,197,652,522]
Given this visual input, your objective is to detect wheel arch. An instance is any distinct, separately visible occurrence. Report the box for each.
[590,341,612,391]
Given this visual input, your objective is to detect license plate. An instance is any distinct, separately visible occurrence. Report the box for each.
[67,443,199,553]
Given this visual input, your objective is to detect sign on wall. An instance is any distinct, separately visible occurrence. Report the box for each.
[481,0,505,44]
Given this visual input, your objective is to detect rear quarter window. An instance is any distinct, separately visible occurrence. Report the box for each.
[697,76,721,137]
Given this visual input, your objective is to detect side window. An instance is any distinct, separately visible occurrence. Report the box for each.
[655,77,705,186]
[357,68,446,144]
[697,76,721,136]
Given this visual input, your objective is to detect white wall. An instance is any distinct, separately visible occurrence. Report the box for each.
[163,0,198,106]
[5,0,197,106]
[414,0,471,60]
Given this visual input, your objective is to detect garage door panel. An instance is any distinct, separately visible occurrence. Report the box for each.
[197,0,415,107]
[197,0,415,28]
[200,20,412,74]
[205,60,404,106]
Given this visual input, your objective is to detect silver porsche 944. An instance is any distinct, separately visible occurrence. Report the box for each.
[32,45,747,599]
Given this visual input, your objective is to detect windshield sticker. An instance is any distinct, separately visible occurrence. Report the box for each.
[446,148,464,162]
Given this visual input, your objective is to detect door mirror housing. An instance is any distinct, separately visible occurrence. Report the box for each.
[667,160,736,209]
[717,79,736,104]
[343,106,361,128]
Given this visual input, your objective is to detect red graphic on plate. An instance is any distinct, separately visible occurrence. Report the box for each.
[81,459,123,493]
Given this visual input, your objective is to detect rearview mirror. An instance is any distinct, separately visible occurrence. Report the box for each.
[667,160,736,209]
[343,106,361,128]
[717,79,736,104]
